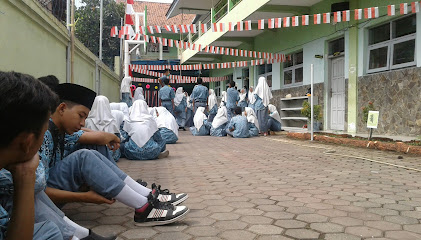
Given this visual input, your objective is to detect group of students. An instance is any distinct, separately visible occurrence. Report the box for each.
[189,76,283,138]
[0,71,190,240]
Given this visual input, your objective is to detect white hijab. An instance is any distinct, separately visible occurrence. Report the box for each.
[239,89,247,102]
[208,89,218,110]
[174,87,184,106]
[186,93,192,109]
[134,87,145,101]
[254,77,272,107]
[244,107,260,131]
[111,110,124,128]
[220,91,227,107]
[152,107,179,136]
[123,100,158,148]
[212,106,228,129]
[120,76,132,93]
[85,96,119,133]
[110,102,129,121]
[268,104,282,123]
[193,107,207,131]
[248,88,256,104]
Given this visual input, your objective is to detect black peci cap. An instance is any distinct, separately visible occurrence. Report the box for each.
[55,83,97,110]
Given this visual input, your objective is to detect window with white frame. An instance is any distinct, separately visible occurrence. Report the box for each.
[214,81,221,97]
[258,64,273,88]
[367,14,416,73]
[283,51,303,86]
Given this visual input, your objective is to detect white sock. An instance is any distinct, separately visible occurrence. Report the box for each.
[115,184,148,209]
[124,176,152,197]
[63,216,89,239]
[72,237,80,240]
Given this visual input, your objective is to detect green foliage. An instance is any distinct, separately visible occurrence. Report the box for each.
[362,101,376,123]
[301,101,322,121]
[75,0,124,69]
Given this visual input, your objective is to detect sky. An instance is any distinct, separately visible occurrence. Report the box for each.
[76,0,173,7]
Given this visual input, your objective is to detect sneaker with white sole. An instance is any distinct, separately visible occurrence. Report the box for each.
[152,183,189,206]
[158,150,169,159]
[134,190,189,226]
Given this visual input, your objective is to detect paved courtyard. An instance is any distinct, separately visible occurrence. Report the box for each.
[64,132,421,240]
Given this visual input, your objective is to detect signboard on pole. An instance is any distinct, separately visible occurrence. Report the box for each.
[367,111,379,129]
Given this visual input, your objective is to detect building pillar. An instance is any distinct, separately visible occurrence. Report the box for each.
[249,65,255,87]
[347,0,359,135]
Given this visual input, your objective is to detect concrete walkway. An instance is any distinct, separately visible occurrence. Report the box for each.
[63,132,421,240]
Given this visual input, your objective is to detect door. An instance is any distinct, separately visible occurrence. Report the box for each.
[330,57,345,130]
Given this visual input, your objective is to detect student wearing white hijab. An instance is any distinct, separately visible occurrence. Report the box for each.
[120,76,133,107]
[185,92,194,127]
[210,106,229,137]
[267,104,282,132]
[189,107,211,136]
[151,107,179,144]
[253,77,273,136]
[243,107,260,137]
[173,87,187,130]
[220,91,227,107]
[248,86,256,112]
[110,102,130,121]
[237,88,248,109]
[133,87,145,101]
[121,100,170,160]
[208,89,218,122]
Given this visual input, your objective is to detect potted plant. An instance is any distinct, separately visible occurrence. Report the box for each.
[301,101,323,131]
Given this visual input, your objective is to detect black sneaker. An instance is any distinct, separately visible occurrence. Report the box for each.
[152,183,189,206]
[81,230,116,240]
[134,190,189,226]
[136,179,148,187]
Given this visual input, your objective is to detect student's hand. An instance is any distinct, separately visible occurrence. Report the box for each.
[107,141,120,152]
[83,191,116,204]
[7,153,39,186]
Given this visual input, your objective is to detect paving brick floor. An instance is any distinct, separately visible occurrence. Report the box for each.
[63,132,421,240]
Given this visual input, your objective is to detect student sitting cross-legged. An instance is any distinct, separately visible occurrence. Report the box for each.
[267,104,282,133]
[0,72,116,240]
[190,107,212,136]
[150,107,179,144]
[243,107,260,137]
[226,107,250,138]
[210,106,229,137]
[42,84,189,226]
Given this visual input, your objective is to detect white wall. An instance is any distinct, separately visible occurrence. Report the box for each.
[271,62,281,90]
[303,38,326,85]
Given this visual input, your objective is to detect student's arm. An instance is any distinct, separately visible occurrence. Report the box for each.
[78,132,120,151]
[45,187,115,204]
[81,127,93,132]
[5,154,39,240]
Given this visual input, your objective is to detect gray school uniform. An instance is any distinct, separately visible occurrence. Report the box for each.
[159,85,175,115]
[191,85,209,113]
[226,88,239,121]
[254,95,269,133]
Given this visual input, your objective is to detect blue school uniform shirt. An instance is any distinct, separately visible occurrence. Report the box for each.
[227,115,250,138]
[210,123,228,137]
[190,120,211,136]
[254,95,266,111]
[190,85,209,102]
[249,122,259,137]
[226,88,239,109]
[159,85,175,101]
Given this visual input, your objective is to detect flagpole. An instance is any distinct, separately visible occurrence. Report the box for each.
[70,0,75,83]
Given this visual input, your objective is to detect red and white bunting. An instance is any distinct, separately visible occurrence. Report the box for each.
[302,15,309,26]
[365,7,379,19]
[283,17,290,27]
[147,26,154,34]
[163,38,168,46]
[342,10,350,21]
[229,22,236,31]
[143,35,149,42]
[275,18,282,28]
[258,19,265,29]
[171,25,178,33]
[355,9,363,20]
[154,26,161,33]
[201,23,207,33]
[168,39,173,47]
[179,25,188,33]
[219,22,225,32]
[388,5,396,16]
[412,2,420,13]
[235,49,239,56]
[164,25,171,32]
[245,20,252,30]
[134,33,141,40]
[314,14,321,24]
[212,23,218,32]
[139,26,145,35]
[323,12,330,23]
[190,24,197,33]
[268,18,275,29]
[292,16,299,27]
[237,21,243,31]
[110,26,118,37]
[151,36,156,43]
[334,11,341,23]
[401,3,408,14]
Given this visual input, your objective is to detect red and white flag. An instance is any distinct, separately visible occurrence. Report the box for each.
[134,33,141,40]
[235,49,239,56]
[154,26,161,33]
[401,3,408,15]
[275,18,282,28]
[283,17,290,27]
[292,16,299,27]
[212,23,218,32]
[229,22,236,31]
[171,25,178,33]
[365,7,379,19]
[168,39,173,47]
[183,42,188,49]
[388,5,396,16]
[110,26,118,37]
[342,10,350,21]
[126,3,135,14]
[165,25,172,32]
[237,21,243,31]
[147,26,154,34]
[125,14,134,25]
[412,2,420,13]
[139,26,145,35]
[151,36,156,43]
[258,19,265,30]
[268,18,275,29]
[210,46,215,53]
[190,24,197,33]
[323,13,330,23]
[314,14,321,24]
[179,25,188,33]
[215,47,220,54]
[219,23,225,32]
[355,9,362,20]
[334,11,341,23]
[221,47,225,54]
[163,38,168,46]
[143,35,149,42]
[245,20,252,30]
[302,15,309,26]
[201,23,207,33]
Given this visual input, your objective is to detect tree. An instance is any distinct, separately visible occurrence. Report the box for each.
[75,0,124,69]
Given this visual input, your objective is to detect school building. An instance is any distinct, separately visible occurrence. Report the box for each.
[167,0,421,137]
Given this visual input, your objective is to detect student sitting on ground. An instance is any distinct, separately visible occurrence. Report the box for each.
[237,88,248,110]
[268,104,282,133]
[244,107,260,137]
[41,84,189,226]
[110,102,129,121]
[111,109,125,132]
[226,107,250,138]
[185,92,194,127]
[210,106,229,137]
[133,86,145,101]
[190,107,211,136]
[208,89,218,122]
[85,96,122,162]
[0,71,115,240]
[174,87,187,130]
[151,107,179,144]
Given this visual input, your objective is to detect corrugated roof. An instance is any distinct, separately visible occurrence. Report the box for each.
[117,0,196,26]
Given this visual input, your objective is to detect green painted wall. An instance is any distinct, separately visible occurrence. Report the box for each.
[0,0,120,102]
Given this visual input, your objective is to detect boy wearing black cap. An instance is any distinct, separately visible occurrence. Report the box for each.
[41,83,189,226]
